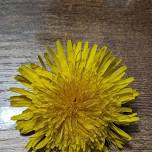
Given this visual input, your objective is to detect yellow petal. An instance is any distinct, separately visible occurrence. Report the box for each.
[11,110,33,120]
[111,124,132,140]
[35,137,49,150]
[9,88,34,99]
[86,44,98,68]
[10,95,31,107]
[38,55,46,69]
[44,52,57,73]
[67,40,73,63]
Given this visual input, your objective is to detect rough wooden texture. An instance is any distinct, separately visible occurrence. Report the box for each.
[0,0,152,152]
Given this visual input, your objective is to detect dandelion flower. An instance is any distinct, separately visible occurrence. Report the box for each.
[10,40,139,152]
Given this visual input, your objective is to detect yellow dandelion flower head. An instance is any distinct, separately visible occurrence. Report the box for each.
[10,40,139,152]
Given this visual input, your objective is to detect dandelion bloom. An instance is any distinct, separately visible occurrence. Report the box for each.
[10,40,139,152]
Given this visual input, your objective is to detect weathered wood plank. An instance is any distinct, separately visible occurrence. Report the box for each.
[0,0,152,151]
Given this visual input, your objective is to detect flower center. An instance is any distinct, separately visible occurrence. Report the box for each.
[73,97,77,102]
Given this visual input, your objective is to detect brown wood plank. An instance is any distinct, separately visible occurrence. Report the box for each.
[0,0,152,151]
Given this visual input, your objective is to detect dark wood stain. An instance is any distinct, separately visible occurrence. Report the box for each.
[0,0,152,151]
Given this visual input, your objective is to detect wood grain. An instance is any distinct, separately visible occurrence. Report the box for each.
[0,0,152,151]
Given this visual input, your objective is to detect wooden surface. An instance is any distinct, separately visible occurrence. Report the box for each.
[0,0,152,152]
